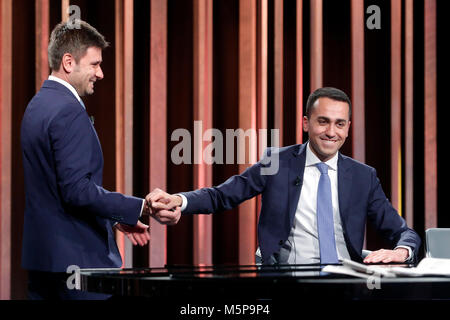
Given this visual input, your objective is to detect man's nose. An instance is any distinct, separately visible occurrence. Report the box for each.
[325,124,336,137]
[96,66,104,80]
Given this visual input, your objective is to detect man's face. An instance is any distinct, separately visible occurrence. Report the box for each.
[69,46,104,97]
[303,97,351,162]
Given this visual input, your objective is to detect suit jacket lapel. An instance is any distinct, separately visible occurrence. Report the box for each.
[288,144,306,225]
[338,153,352,229]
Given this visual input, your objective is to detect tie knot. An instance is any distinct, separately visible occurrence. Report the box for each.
[316,162,328,174]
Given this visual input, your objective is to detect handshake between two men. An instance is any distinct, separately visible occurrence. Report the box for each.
[115,189,181,247]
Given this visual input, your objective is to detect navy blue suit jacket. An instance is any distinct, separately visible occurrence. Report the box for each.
[182,144,421,264]
[21,80,142,272]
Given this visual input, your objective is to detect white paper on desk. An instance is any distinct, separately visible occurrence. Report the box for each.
[322,260,395,278]
[389,258,450,277]
[324,258,450,278]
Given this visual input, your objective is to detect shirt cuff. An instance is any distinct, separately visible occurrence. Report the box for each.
[177,194,188,212]
[139,199,146,217]
[395,245,413,262]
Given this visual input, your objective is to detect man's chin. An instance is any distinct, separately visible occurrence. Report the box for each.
[316,147,339,160]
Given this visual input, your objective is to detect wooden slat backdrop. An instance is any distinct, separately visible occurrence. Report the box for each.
[310,0,322,91]
[391,0,402,215]
[0,0,443,297]
[238,0,258,264]
[424,0,437,229]
[404,0,414,227]
[148,0,168,267]
[256,0,268,223]
[61,0,69,21]
[115,0,134,268]
[35,0,50,91]
[274,0,283,146]
[350,0,365,163]
[0,0,12,301]
[193,0,213,266]
[296,0,303,144]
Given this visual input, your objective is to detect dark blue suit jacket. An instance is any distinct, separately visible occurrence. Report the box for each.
[182,144,421,263]
[21,80,142,272]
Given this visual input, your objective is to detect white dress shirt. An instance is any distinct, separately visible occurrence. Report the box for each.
[278,143,350,264]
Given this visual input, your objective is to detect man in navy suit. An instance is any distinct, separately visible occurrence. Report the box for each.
[21,20,180,299]
[148,87,420,265]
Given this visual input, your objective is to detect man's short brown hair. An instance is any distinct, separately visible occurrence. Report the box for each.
[48,20,109,71]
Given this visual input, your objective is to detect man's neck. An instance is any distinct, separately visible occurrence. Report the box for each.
[50,71,70,84]
[48,72,82,103]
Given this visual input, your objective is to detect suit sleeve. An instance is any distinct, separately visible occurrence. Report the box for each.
[49,104,142,226]
[181,149,272,214]
[366,168,421,259]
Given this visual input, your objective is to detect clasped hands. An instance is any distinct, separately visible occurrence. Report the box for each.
[115,189,182,247]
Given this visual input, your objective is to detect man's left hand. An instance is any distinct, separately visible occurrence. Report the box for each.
[115,220,150,246]
[363,248,409,264]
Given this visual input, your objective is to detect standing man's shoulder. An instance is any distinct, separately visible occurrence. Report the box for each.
[36,82,86,122]
[23,83,84,134]
[27,81,80,113]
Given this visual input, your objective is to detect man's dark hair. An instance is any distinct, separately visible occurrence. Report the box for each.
[48,20,109,71]
[305,87,352,119]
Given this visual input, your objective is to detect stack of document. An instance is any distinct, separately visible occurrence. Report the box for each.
[322,258,450,278]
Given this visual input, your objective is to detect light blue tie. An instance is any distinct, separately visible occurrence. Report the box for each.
[316,162,339,264]
[79,99,86,109]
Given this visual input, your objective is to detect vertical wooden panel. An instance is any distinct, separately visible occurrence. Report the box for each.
[0,0,12,301]
[391,0,402,214]
[256,0,268,223]
[257,0,268,143]
[296,0,303,144]
[239,0,257,265]
[115,0,134,268]
[404,0,414,227]
[193,0,213,266]
[61,0,69,21]
[424,0,437,229]
[310,0,322,91]
[149,0,168,267]
[350,0,365,163]
[273,0,283,145]
[35,0,50,91]
[211,0,239,265]
[166,0,194,265]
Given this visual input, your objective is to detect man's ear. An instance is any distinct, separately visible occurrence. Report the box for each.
[303,116,309,132]
[61,53,75,73]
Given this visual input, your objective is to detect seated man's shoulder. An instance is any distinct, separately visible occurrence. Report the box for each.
[340,153,376,173]
[264,144,304,159]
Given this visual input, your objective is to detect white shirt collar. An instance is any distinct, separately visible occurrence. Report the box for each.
[48,75,84,108]
[305,141,338,171]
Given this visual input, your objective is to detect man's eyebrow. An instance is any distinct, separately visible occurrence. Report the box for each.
[317,116,347,123]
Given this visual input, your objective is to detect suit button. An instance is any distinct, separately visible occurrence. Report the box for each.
[279,240,284,245]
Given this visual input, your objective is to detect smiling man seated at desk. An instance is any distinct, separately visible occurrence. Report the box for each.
[148,87,421,266]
